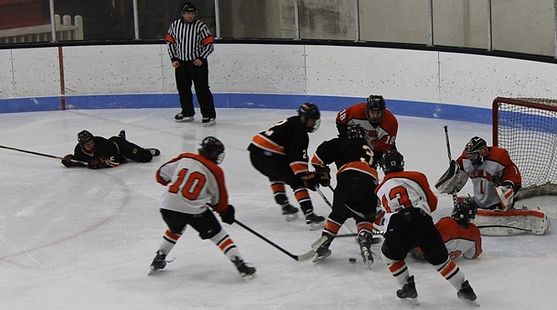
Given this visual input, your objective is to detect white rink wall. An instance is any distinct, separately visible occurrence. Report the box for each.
[1,43,557,108]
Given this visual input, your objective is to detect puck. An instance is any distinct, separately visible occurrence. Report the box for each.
[349,257,357,263]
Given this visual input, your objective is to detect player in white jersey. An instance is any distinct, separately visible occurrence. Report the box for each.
[148,136,256,279]
[376,150,477,303]
[437,136,521,210]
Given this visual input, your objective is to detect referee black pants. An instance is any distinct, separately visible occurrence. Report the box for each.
[175,60,216,119]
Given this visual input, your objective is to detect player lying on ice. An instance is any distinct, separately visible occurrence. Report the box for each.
[61,129,160,169]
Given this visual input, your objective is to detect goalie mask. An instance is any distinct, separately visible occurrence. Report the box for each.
[380,150,405,173]
[366,95,385,126]
[199,136,225,165]
[298,102,321,133]
[452,199,477,225]
[464,136,488,166]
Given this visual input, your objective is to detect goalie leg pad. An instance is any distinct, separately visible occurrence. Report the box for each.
[474,209,550,236]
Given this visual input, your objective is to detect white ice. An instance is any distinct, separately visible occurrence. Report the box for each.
[0,108,556,310]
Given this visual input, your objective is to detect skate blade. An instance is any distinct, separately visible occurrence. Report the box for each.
[307,221,324,231]
[241,273,256,281]
[459,297,480,307]
[284,213,299,221]
[399,297,420,305]
[312,252,331,264]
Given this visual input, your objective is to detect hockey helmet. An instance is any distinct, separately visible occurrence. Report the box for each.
[298,102,321,133]
[78,130,94,147]
[199,136,225,164]
[452,198,477,225]
[380,150,405,173]
[346,125,367,140]
[464,136,488,166]
[366,95,385,125]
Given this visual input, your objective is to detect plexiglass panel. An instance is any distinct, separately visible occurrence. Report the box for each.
[298,0,356,40]
[0,0,51,44]
[433,0,489,49]
[359,0,430,44]
[491,0,555,56]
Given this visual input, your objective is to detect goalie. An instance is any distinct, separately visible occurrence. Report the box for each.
[436,136,521,211]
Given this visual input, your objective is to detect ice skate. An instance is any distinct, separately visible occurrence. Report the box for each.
[148,250,167,275]
[457,280,479,306]
[305,212,325,231]
[358,231,374,269]
[175,113,194,122]
[232,257,256,280]
[281,204,299,221]
[312,245,331,263]
[397,275,419,305]
[147,148,161,156]
[202,117,216,127]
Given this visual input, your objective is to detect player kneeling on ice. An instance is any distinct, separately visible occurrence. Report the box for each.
[309,125,379,267]
[61,130,160,169]
[412,198,482,261]
[377,150,477,303]
[149,136,256,279]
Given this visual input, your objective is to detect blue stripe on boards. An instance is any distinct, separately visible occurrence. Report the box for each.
[0,93,491,124]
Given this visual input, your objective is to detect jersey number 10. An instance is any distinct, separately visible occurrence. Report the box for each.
[168,168,207,200]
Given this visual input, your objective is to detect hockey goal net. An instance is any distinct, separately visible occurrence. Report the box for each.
[492,97,557,199]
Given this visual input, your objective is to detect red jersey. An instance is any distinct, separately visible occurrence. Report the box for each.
[336,102,398,152]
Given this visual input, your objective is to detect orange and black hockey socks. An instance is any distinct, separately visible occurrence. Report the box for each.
[382,252,410,287]
[293,187,313,214]
[323,218,342,237]
[435,258,466,290]
[210,229,243,262]
[158,229,181,255]
[271,182,289,207]
[356,221,374,235]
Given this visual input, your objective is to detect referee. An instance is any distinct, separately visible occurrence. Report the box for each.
[166,2,216,127]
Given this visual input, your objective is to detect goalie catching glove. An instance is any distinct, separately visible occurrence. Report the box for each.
[435,160,469,194]
[495,182,514,211]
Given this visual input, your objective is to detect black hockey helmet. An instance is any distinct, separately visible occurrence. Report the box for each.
[366,95,386,125]
[78,130,94,146]
[464,136,488,166]
[181,2,196,12]
[198,136,225,164]
[380,150,405,173]
[346,125,367,140]
[452,198,478,225]
[298,102,321,133]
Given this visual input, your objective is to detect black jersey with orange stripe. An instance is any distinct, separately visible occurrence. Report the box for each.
[311,137,372,171]
[248,116,310,175]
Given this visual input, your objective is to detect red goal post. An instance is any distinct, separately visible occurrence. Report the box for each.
[492,97,557,199]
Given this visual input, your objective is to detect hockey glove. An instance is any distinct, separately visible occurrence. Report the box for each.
[220,205,235,225]
[61,154,88,168]
[315,166,331,187]
[302,172,320,191]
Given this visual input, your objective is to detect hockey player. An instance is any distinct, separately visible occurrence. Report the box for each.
[310,125,379,267]
[436,136,521,210]
[248,103,326,230]
[61,130,160,169]
[412,198,482,260]
[149,136,256,279]
[335,94,398,168]
[376,150,477,303]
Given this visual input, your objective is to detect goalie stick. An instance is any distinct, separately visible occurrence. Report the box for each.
[0,144,87,166]
[443,126,458,206]
[233,220,314,262]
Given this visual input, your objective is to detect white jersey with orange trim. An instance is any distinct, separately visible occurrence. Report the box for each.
[156,152,228,215]
[435,217,482,259]
[456,146,521,209]
[336,102,398,152]
[376,171,438,227]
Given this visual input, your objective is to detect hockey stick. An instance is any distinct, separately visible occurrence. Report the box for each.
[233,219,315,262]
[0,144,87,166]
[477,224,534,233]
[443,126,458,206]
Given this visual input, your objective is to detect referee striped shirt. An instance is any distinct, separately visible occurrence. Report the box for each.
[165,19,214,61]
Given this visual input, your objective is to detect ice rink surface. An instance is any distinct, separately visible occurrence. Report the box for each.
[1,108,556,310]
